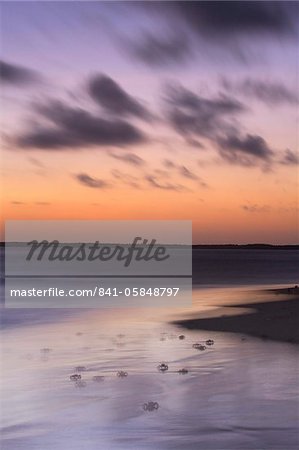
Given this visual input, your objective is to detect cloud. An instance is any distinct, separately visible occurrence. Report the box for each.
[128,32,191,66]
[145,175,189,192]
[111,169,141,189]
[162,159,176,168]
[223,77,298,106]
[17,127,75,150]
[175,2,297,38]
[280,149,299,165]
[217,133,273,162]
[129,2,297,65]
[75,173,110,189]
[109,152,145,166]
[0,60,41,85]
[11,200,51,206]
[179,165,198,180]
[185,138,205,149]
[166,84,245,115]
[242,204,271,213]
[160,159,207,186]
[88,74,152,120]
[14,100,146,150]
[178,165,208,187]
[28,157,45,168]
[165,84,246,140]
[164,83,275,168]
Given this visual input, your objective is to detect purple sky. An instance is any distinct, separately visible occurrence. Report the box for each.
[1,2,299,243]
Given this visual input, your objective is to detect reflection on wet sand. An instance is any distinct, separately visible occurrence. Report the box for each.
[1,286,298,450]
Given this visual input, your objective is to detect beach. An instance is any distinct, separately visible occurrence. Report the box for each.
[1,283,299,450]
[1,247,299,449]
[174,288,299,344]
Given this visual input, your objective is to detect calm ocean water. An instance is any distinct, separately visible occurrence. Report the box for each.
[1,248,298,327]
[192,248,299,285]
[1,248,298,449]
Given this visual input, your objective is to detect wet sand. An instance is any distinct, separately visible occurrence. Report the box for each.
[1,286,299,449]
[174,288,299,344]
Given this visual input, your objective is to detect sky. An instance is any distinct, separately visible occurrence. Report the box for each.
[1,1,298,244]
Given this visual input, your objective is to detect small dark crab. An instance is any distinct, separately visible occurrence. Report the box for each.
[192,343,206,351]
[143,401,159,411]
[178,368,188,375]
[205,339,214,346]
[157,363,168,372]
[70,374,81,381]
[117,371,128,378]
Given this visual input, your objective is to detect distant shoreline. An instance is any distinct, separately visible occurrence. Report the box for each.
[192,244,299,250]
[1,242,299,249]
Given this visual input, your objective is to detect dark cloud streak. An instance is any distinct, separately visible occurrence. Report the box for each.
[88,74,152,120]
[242,204,271,213]
[128,32,191,66]
[128,2,298,66]
[175,1,297,37]
[217,133,273,161]
[165,83,275,168]
[145,175,188,192]
[222,77,298,106]
[15,100,146,150]
[109,152,145,166]
[165,84,246,140]
[280,149,299,165]
[0,60,42,85]
[75,173,110,189]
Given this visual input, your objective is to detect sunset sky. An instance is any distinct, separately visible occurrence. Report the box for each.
[1,1,298,243]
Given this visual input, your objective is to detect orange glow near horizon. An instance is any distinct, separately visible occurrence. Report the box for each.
[2,145,298,244]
